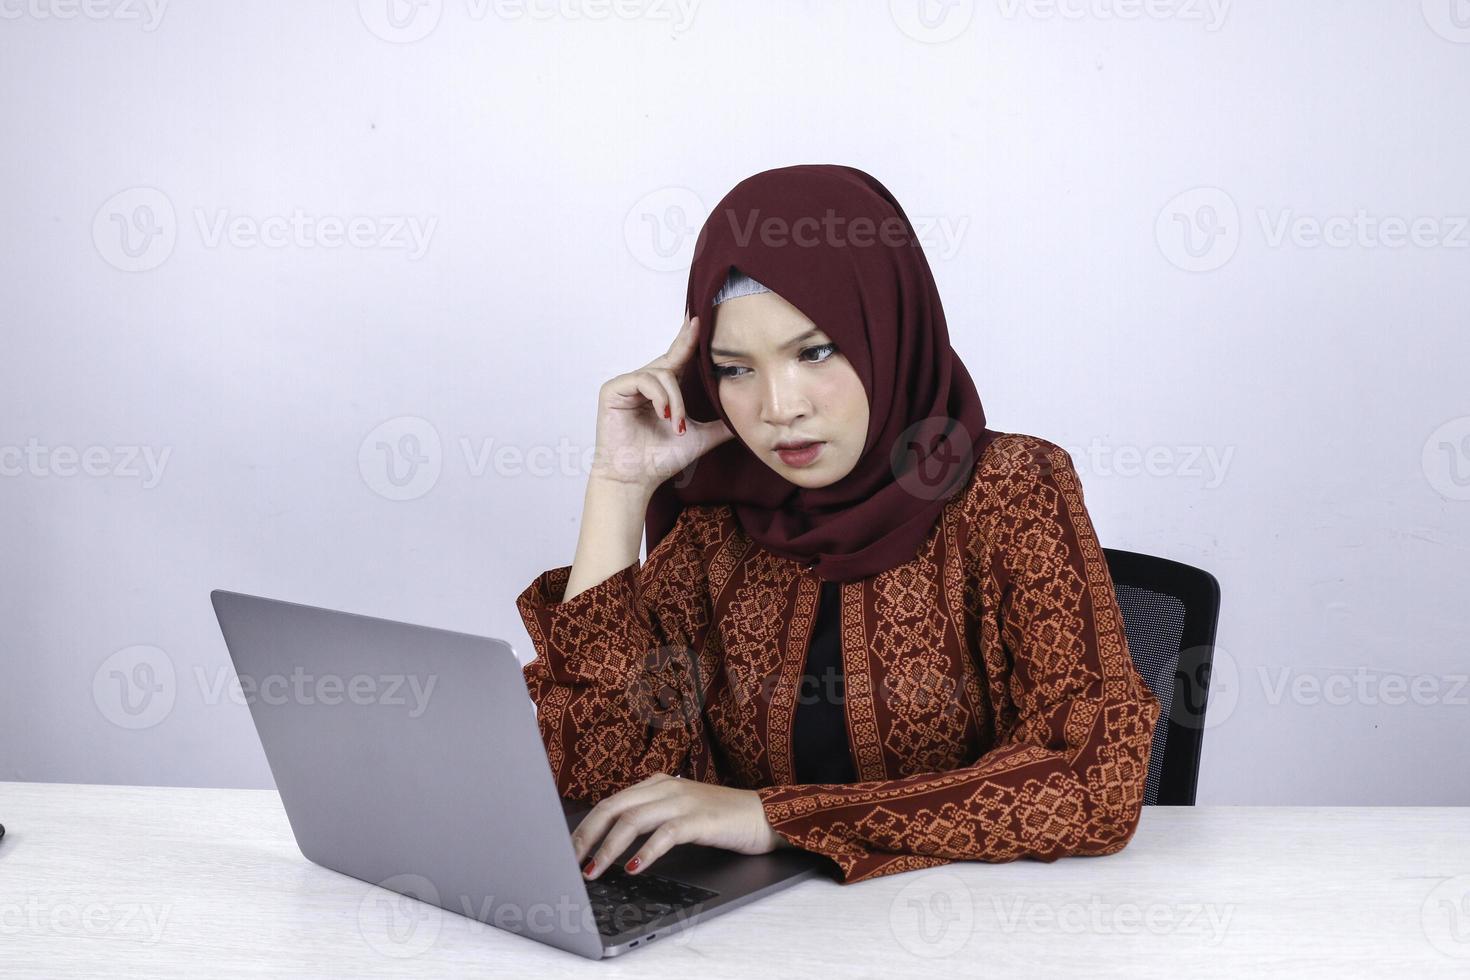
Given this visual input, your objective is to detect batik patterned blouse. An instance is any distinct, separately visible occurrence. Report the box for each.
[515,433,1162,885]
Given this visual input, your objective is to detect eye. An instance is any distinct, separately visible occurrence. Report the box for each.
[800,342,837,364]
[713,343,837,380]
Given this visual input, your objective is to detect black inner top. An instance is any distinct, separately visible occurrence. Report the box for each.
[791,578,858,785]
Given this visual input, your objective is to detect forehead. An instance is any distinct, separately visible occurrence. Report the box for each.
[710,291,824,352]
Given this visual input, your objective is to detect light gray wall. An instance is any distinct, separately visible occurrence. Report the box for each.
[2,1,1466,804]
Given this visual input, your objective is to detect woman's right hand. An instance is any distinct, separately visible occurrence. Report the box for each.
[590,310,736,491]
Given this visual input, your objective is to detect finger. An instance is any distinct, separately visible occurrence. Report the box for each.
[669,310,698,356]
[587,798,684,879]
[604,371,672,420]
[645,367,685,431]
[574,783,650,865]
[572,773,671,865]
[624,819,694,876]
[636,369,680,429]
[650,313,700,374]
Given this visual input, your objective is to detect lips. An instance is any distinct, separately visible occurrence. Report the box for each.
[775,441,825,467]
[773,440,821,451]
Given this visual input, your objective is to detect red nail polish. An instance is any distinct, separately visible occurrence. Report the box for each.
[678,419,686,434]
[663,405,671,419]
[583,860,596,876]
[625,856,640,873]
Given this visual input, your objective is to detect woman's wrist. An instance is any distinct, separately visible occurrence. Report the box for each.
[750,789,795,850]
[562,474,655,602]
[586,472,657,502]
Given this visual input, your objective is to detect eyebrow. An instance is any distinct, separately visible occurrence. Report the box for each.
[710,328,824,359]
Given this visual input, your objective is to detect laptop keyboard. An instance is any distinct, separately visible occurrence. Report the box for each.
[584,865,720,937]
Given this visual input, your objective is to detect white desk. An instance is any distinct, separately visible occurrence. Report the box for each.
[0,782,1466,977]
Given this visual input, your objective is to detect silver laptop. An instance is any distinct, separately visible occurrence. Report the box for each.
[209,589,827,959]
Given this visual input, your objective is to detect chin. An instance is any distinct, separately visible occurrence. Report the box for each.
[781,459,852,489]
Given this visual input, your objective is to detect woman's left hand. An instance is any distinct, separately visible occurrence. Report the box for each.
[572,773,791,878]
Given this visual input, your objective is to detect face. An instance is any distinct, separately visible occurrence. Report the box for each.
[709,289,869,488]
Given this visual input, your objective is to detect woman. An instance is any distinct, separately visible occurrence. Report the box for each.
[516,164,1161,886]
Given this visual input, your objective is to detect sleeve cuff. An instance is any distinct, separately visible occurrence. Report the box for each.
[756,784,975,885]
[515,558,647,683]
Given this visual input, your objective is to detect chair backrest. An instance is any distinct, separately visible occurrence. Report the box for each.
[1102,548,1221,806]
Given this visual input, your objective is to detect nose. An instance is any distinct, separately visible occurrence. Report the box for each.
[758,369,811,428]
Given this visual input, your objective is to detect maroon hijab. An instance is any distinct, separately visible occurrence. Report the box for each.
[645,164,1000,583]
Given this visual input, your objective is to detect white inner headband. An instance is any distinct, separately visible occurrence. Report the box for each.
[712,268,773,307]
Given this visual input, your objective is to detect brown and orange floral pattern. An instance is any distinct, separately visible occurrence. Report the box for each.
[516,433,1162,885]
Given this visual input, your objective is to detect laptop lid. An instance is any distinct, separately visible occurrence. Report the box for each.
[210,588,608,960]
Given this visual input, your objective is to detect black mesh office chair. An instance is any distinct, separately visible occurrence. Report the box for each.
[1102,548,1221,806]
